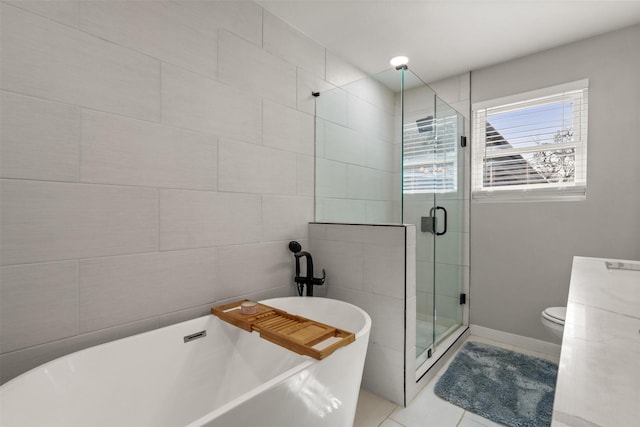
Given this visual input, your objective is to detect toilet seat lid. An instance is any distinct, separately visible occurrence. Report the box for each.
[543,307,566,324]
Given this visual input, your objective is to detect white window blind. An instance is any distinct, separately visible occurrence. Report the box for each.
[472,80,588,201]
[403,113,459,194]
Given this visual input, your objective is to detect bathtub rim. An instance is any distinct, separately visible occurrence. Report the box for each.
[0,296,372,390]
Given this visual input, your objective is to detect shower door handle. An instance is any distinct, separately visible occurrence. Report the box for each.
[435,206,447,236]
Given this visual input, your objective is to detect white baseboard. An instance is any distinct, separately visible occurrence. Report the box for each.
[470,324,561,359]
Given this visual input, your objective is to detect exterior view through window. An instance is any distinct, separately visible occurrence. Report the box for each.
[472,80,588,201]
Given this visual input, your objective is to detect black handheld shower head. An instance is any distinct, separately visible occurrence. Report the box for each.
[288,241,302,253]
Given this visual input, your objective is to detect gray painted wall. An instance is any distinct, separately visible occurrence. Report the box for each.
[469,24,640,341]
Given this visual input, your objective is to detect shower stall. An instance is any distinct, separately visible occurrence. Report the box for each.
[313,65,469,400]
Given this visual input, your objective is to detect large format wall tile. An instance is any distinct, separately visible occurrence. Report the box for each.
[79,0,218,78]
[364,243,405,299]
[0,91,79,182]
[80,110,217,190]
[324,121,366,165]
[160,189,261,250]
[263,11,325,78]
[0,180,159,265]
[4,0,78,27]
[296,68,337,115]
[172,0,263,47]
[316,158,348,198]
[262,195,313,242]
[161,63,261,144]
[296,154,315,197]
[311,239,364,291]
[79,248,218,332]
[348,94,395,142]
[218,138,297,195]
[217,242,292,301]
[263,100,314,156]
[0,4,160,121]
[0,261,78,352]
[325,51,368,88]
[219,30,297,108]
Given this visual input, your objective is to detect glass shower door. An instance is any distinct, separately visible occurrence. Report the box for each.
[400,70,438,368]
[432,96,465,347]
[404,79,466,372]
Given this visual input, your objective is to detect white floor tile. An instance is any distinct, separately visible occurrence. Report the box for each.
[354,388,398,427]
[388,381,464,427]
[380,418,405,427]
[460,411,505,427]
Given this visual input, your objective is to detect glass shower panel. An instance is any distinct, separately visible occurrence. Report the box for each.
[400,69,438,368]
[314,70,401,224]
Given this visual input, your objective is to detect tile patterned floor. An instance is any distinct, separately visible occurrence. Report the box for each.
[354,336,560,427]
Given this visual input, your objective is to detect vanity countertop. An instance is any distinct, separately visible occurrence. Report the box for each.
[552,256,640,427]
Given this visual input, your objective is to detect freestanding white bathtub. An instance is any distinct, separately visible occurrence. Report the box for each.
[0,297,371,427]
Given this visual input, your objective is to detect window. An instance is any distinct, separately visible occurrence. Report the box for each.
[472,80,588,201]
[404,112,459,194]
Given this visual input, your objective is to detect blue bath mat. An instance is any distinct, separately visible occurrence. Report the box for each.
[434,341,558,427]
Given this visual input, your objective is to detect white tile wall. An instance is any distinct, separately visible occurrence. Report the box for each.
[316,158,348,198]
[0,180,159,265]
[1,4,160,121]
[263,11,326,78]
[363,244,405,299]
[172,0,263,47]
[78,248,218,332]
[347,94,395,142]
[218,30,297,108]
[81,109,218,190]
[310,223,411,405]
[316,86,348,125]
[160,63,261,144]
[296,154,315,197]
[312,240,364,291]
[325,51,368,87]
[366,137,396,172]
[0,91,79,182]
[4,0,78,27]
[321,198,367,223]
[261,195,314,242]
[159,189,261,250]
[78,0,219,79]
[262,100,315,156]
[366,201,398,224]
[348,165,384,200]
[296,69,337,115]
[218,138,297,195]
[0,261,78,352]
[361,342,405,404]
[0,0,410,386]
[324,121,366,165]
[0,0,332,383]
[217,242,293,301]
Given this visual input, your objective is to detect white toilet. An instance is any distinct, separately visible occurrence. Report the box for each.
[541,306,566,338]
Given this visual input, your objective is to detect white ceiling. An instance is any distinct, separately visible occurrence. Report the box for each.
[259,0,640,83]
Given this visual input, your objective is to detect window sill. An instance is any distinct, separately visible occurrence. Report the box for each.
[472,186,586,203]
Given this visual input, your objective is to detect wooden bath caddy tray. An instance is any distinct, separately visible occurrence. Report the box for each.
[211,300,355,360]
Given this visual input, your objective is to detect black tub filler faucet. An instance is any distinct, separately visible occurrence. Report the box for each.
[288,241,326,296]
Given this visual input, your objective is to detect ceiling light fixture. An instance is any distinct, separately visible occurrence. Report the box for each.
[389,56,409,70]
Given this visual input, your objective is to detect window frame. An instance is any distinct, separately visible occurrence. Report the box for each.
[471,79,589,202]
